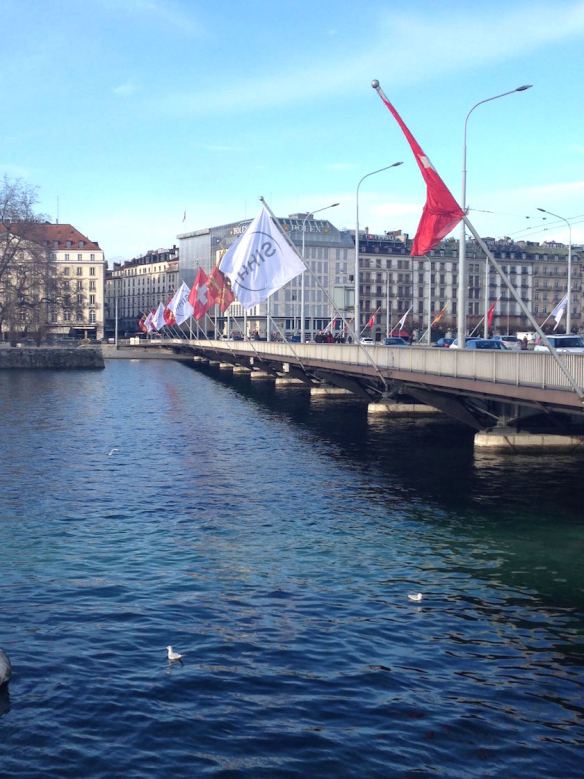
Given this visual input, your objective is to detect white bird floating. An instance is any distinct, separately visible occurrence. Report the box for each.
[166,645,183,662]
[108,448,119,456]
[408,593,423,602]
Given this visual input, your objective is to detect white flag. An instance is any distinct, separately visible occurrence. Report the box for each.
[551,293,568,330]
[395,307,412,332]
[152,302,166,331]
[144,311,155,333]
[168,281,194,325]
[219,206,306,309]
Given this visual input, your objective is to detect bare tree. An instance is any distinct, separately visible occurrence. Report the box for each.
[0,176,69,344]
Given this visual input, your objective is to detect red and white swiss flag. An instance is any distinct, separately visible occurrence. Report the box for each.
[373,82,464,256]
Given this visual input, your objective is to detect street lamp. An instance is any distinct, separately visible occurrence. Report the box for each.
[301,202,339,342]
[537,207,573,333]
[457,84,532,345]
[355,162,403,340]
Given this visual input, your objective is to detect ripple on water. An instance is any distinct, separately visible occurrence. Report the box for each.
[0,362,583,778]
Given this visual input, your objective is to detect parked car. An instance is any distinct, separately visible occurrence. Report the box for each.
[467,339,506,350]
[491,335,521,350]
[434,337,454,348]
[383,336,408,346]
[359,337,374,345]
[534,335,584,353]
[449,337,481,349]
[450,338,505,350]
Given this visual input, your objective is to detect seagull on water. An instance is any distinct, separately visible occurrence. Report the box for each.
[408,593,423,602]
[166,645,183,662]
[108,448,119,456]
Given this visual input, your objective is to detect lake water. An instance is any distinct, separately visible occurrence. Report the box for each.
[0,359,583,778]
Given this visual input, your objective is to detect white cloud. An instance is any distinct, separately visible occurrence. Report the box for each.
[0,163,33,179]
[158,2,584,116]
[198,143,244,153]
[113,82,137,96]
[100,0,205,38]
[509,180,584,198]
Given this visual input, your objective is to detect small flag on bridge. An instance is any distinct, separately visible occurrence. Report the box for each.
[551,293,568,330]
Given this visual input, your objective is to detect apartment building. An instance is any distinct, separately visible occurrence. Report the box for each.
[105,247,179,336]
[358,231,581,340]
[0,222,106,341]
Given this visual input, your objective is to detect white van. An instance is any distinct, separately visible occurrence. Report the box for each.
[534,335,584,353]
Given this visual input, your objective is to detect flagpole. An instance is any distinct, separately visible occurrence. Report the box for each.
[483,259,489,338]
[426,257,431,344]
[266,296,271,342]
[469,314,484,338]
[385,273,390,338]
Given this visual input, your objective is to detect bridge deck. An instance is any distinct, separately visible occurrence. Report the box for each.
[182,340,584,413]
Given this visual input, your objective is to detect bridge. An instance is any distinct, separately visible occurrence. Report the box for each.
[160,340,584,450]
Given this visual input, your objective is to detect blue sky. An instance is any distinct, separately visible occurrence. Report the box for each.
[3,0,584,261]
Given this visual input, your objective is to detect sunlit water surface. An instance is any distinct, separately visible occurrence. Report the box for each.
[0,360,583,778]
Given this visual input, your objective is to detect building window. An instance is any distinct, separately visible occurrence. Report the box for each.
[64,253,69,261]
[89,295,96,305]
[90,254,95,261]
[89,310,96,324]
[63,267,70,276]
[90,267,96,276]
[89,280,96,291]
[76,280,83,291]
[76,266,83,276]
[64,310,71,321]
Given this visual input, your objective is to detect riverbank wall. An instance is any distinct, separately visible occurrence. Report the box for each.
[0,346,105,369]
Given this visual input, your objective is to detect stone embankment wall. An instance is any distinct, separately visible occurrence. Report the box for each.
[0,346,105,369]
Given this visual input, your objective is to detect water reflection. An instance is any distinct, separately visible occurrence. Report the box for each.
[184,362,584,615]
[0,686,10,717]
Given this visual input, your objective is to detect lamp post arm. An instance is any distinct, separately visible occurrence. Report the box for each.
[458,84,532,347]
[538,207,573,333]
[354,162,403,340]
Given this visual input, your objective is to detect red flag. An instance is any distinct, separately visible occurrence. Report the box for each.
[218,276,235,313]
[138,315,147,333]
[208,266,236,312]
[367,311,376,329]
[431,306,447,326]
[163,298,176,327]
[373,82,464,256]
[188,267,212,320]
[487,302,496,329]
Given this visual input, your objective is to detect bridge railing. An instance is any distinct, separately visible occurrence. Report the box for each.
[190,340,584,393]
